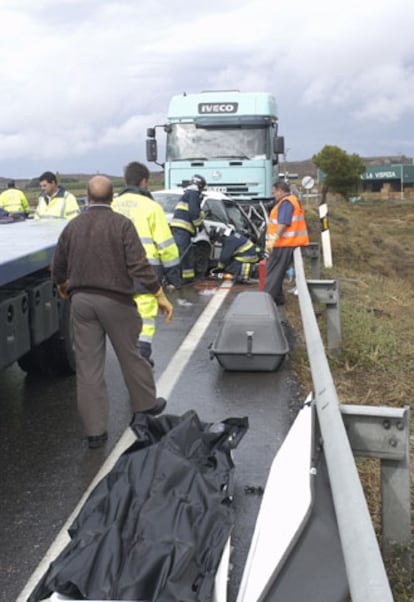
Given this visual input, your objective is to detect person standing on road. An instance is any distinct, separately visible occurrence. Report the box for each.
[112,161,180,365]
[0,180,31,216]
[170,174,206,284]
[52,175,173,449]
[35,171,80,220]
[264,181,309,309]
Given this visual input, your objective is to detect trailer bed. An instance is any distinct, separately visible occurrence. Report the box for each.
[0,219,67,286]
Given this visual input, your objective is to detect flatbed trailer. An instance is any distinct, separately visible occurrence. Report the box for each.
[0,219,75,375]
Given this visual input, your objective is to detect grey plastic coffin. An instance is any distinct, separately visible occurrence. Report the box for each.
[210,291,289,371]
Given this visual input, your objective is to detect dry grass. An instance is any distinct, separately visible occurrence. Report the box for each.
[287,198,414,601]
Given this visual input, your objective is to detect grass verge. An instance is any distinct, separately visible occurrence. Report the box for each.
[287,198,413,601]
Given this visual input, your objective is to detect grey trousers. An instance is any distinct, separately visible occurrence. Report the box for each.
[264,246,294,305]
[71,292,157,437]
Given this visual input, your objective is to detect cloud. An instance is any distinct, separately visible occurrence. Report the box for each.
[0,0,413,176]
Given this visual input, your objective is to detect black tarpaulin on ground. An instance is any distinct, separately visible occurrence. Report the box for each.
[28,410,248,602]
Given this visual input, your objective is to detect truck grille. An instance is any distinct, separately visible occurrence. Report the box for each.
[208,184,260,198]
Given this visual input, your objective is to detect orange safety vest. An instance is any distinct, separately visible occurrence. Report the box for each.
[267,194,309,248]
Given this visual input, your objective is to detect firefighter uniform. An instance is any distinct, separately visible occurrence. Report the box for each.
[170,186,204,282]
[112,186,180,361]
[35,187,80,220]
[0,186,30,215]
[214,229,259,281]
[264,192,309,306]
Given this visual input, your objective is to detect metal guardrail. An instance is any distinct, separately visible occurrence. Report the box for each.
[294,247,395,602]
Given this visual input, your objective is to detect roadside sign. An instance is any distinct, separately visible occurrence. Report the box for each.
[319,202,333,268]
[302,176,314,190]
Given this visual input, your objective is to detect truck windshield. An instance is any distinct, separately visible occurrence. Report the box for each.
[166,123,269,161]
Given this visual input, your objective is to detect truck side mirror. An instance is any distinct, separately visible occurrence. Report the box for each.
[274,136,285,155]
[146,128,156,138]
[146,138,158,162]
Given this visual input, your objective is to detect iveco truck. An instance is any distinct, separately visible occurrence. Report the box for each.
[146,90,285,205]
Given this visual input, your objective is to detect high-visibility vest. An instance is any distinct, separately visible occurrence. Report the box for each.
[112,189,180,272]
[0,188,30,213]
[267,194,309,248]
[35,188,80,220]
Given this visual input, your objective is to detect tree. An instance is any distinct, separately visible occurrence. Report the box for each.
[312,145,365,202]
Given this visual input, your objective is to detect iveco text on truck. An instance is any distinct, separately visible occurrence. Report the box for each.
[146,90,285,205]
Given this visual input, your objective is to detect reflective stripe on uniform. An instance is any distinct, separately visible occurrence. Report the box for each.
[170,218,196,234]
[182,268,195,280]
[134,293,158,343]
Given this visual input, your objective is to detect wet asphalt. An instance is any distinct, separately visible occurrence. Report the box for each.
[0,282,302,602]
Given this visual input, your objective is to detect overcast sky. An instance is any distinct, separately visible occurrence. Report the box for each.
[1,0,413,178]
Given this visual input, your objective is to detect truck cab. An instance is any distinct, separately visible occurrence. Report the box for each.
[147,90,284,205]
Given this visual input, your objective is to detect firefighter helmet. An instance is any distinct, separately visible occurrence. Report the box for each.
[191,174,207,191]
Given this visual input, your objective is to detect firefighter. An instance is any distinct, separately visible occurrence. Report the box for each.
[264,181,309,308]
[209,226,260,282]
[0,180,31,216]
[170,174,206,283]
[112,161,180,365]
[35,171,80,220]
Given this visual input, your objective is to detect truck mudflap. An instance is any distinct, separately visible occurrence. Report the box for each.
[27,410,248,602]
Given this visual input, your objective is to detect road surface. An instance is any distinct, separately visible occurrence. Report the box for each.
[0,281,302,602]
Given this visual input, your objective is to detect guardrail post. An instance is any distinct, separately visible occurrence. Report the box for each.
[307,279,342,354]
[302,243,320,279]
[381,406,412,581]
[341,404,412,582]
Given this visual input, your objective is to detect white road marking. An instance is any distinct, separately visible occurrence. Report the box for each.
[17,282,232,602]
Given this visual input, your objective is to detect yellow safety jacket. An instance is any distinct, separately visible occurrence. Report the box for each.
[0,188,30,214]
[112,188,180,274]
[134,293,158,344]
[35,187,80,220]
[267,194,309,248]
[112,187,180,343]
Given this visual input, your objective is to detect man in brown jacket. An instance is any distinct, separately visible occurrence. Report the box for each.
[52,175,173,449]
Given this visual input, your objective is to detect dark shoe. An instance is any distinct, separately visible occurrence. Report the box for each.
[87,431,108,449]
[141,397,167,416]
